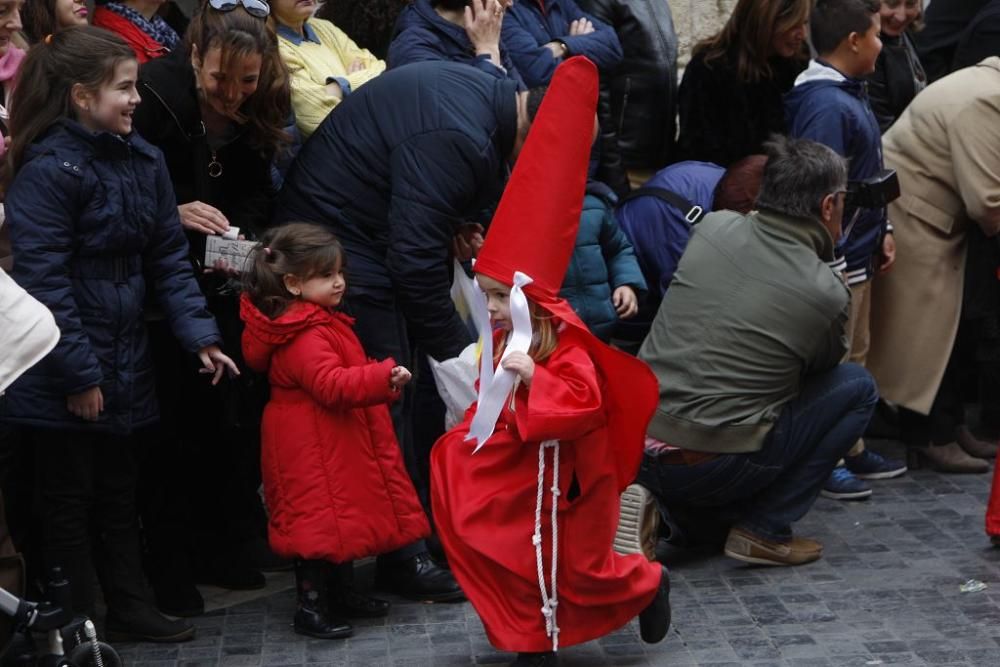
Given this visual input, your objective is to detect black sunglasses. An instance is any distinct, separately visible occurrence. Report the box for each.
[208,0,270,18]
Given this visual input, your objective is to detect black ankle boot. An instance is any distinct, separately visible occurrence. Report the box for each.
[105,604,195,643]
[374,552,465,603]
[327,562,390,618]
[638,565,671,643]
[293,559,352,640]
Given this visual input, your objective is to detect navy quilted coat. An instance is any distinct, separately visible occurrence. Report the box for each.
[1,120,221,433]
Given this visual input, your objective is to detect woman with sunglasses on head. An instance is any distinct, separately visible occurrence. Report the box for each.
[676,0,811,168]
[267,0,385,138]
[92,0,180,62]
[129,0,294,619]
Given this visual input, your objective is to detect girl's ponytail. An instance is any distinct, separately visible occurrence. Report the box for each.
[243,223,344,319]
[3,26,135,192]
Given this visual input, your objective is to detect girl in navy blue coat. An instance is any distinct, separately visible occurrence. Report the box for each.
[1,27,239,643]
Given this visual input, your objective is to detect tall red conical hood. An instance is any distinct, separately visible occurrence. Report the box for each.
[475,56,598,301]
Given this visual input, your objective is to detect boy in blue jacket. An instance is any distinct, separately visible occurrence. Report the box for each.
[785,0,906,499]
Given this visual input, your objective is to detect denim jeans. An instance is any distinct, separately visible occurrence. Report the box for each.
[637,363,878,543]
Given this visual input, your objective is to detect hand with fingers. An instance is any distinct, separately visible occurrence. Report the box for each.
[178,201,231,236]
[67,386,103,421]
[197,345,241,386]
[613,285,639,319]
[502,351,535,386]
[453,223,485,261]
[390,365,412,391]
[568,18,594,36]
[465,0,505,67]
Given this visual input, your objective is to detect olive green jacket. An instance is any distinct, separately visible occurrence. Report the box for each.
[639,208,850,454]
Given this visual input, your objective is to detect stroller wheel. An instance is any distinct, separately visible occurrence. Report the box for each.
[66,641,123,667]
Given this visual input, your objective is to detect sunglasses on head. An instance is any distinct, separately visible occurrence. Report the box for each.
[208,0,270,18]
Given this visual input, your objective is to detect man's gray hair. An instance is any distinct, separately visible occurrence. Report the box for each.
[755,135,848,221]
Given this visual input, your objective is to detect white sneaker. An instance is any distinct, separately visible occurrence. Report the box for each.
[614,484,659,561]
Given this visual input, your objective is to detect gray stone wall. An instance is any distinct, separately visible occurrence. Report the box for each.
[671,0,739,66]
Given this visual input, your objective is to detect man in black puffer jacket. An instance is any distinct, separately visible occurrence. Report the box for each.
[579,0,679,189]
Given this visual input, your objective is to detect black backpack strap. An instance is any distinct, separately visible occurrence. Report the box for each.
[617,186,706,224]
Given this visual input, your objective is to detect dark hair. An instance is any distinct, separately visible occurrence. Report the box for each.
[811,0,881,55]
[431,0,469,9]
[243,223,344,319]
[525,85,548,123]
[314,0,407,58]
[21,0,63,44]
[3,26,135,190]
[695,0,811,83]
[755,135,848,220]
[713,154,767,214]
[185,0,292,157]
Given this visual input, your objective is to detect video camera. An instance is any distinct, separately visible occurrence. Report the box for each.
[845,169,900,209]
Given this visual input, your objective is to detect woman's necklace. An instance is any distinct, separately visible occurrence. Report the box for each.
[207,147,223,178]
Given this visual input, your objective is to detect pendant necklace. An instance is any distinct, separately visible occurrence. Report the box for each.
[208,150,223,178]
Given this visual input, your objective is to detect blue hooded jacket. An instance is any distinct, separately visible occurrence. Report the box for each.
[388,0,525,89]
[785,59,888,285]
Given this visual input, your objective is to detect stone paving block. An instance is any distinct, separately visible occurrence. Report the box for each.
[109,455,1000,667]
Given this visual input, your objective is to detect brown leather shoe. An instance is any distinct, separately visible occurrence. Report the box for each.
[956,426,998,460]
[910,441,989,474]
[723,527,823,566]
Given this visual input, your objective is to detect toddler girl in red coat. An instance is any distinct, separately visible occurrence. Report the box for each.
[431,58,670,667]
[240,223,430,640]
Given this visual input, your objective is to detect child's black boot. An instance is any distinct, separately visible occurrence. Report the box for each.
[327,561,390,618]
[638,564,671,643]
[293,559,352,639]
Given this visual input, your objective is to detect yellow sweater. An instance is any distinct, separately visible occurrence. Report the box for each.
[277,18,386,137]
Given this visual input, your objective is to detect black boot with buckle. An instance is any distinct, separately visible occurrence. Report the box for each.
[293,559,352,640]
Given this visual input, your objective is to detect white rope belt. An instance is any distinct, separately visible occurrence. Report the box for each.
[533,439,561,651]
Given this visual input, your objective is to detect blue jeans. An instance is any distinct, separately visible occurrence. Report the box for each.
[637,363,878,543]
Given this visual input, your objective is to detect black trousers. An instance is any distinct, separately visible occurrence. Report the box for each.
[140,318,267,585]
[29,428,149,615]
[344,287,451,560]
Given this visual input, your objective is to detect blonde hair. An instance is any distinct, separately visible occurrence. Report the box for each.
[493,300,559,364]
[477,273,560,363]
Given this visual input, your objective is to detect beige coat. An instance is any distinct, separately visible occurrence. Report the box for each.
[868,58,1000,415]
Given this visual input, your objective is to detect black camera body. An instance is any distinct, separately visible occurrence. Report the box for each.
[846,169,900,209]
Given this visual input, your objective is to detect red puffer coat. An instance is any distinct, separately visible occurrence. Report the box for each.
[240,294,429,562]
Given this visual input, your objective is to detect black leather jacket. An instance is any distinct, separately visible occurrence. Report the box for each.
[579,0,679,172]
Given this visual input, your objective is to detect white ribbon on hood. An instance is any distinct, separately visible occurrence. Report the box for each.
[466,270,535,452]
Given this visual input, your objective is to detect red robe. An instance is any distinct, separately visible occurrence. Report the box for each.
[241,295,429,562]
[988,460,1000,537]
[431,326,662,652]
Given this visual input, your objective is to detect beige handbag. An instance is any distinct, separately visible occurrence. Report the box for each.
[0,266,59,394]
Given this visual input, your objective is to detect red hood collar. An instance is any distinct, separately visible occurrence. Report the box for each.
[240,293,354,371]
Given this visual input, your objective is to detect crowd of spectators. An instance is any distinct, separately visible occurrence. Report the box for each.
[1,0,1000,664]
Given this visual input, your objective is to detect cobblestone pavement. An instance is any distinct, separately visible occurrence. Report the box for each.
[119,442,1000,666]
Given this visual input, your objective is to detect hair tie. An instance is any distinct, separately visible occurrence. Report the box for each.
[44,34,53,44]
[263,246,273,257]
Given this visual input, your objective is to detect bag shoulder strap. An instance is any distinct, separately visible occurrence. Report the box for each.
[617,186,706,224]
